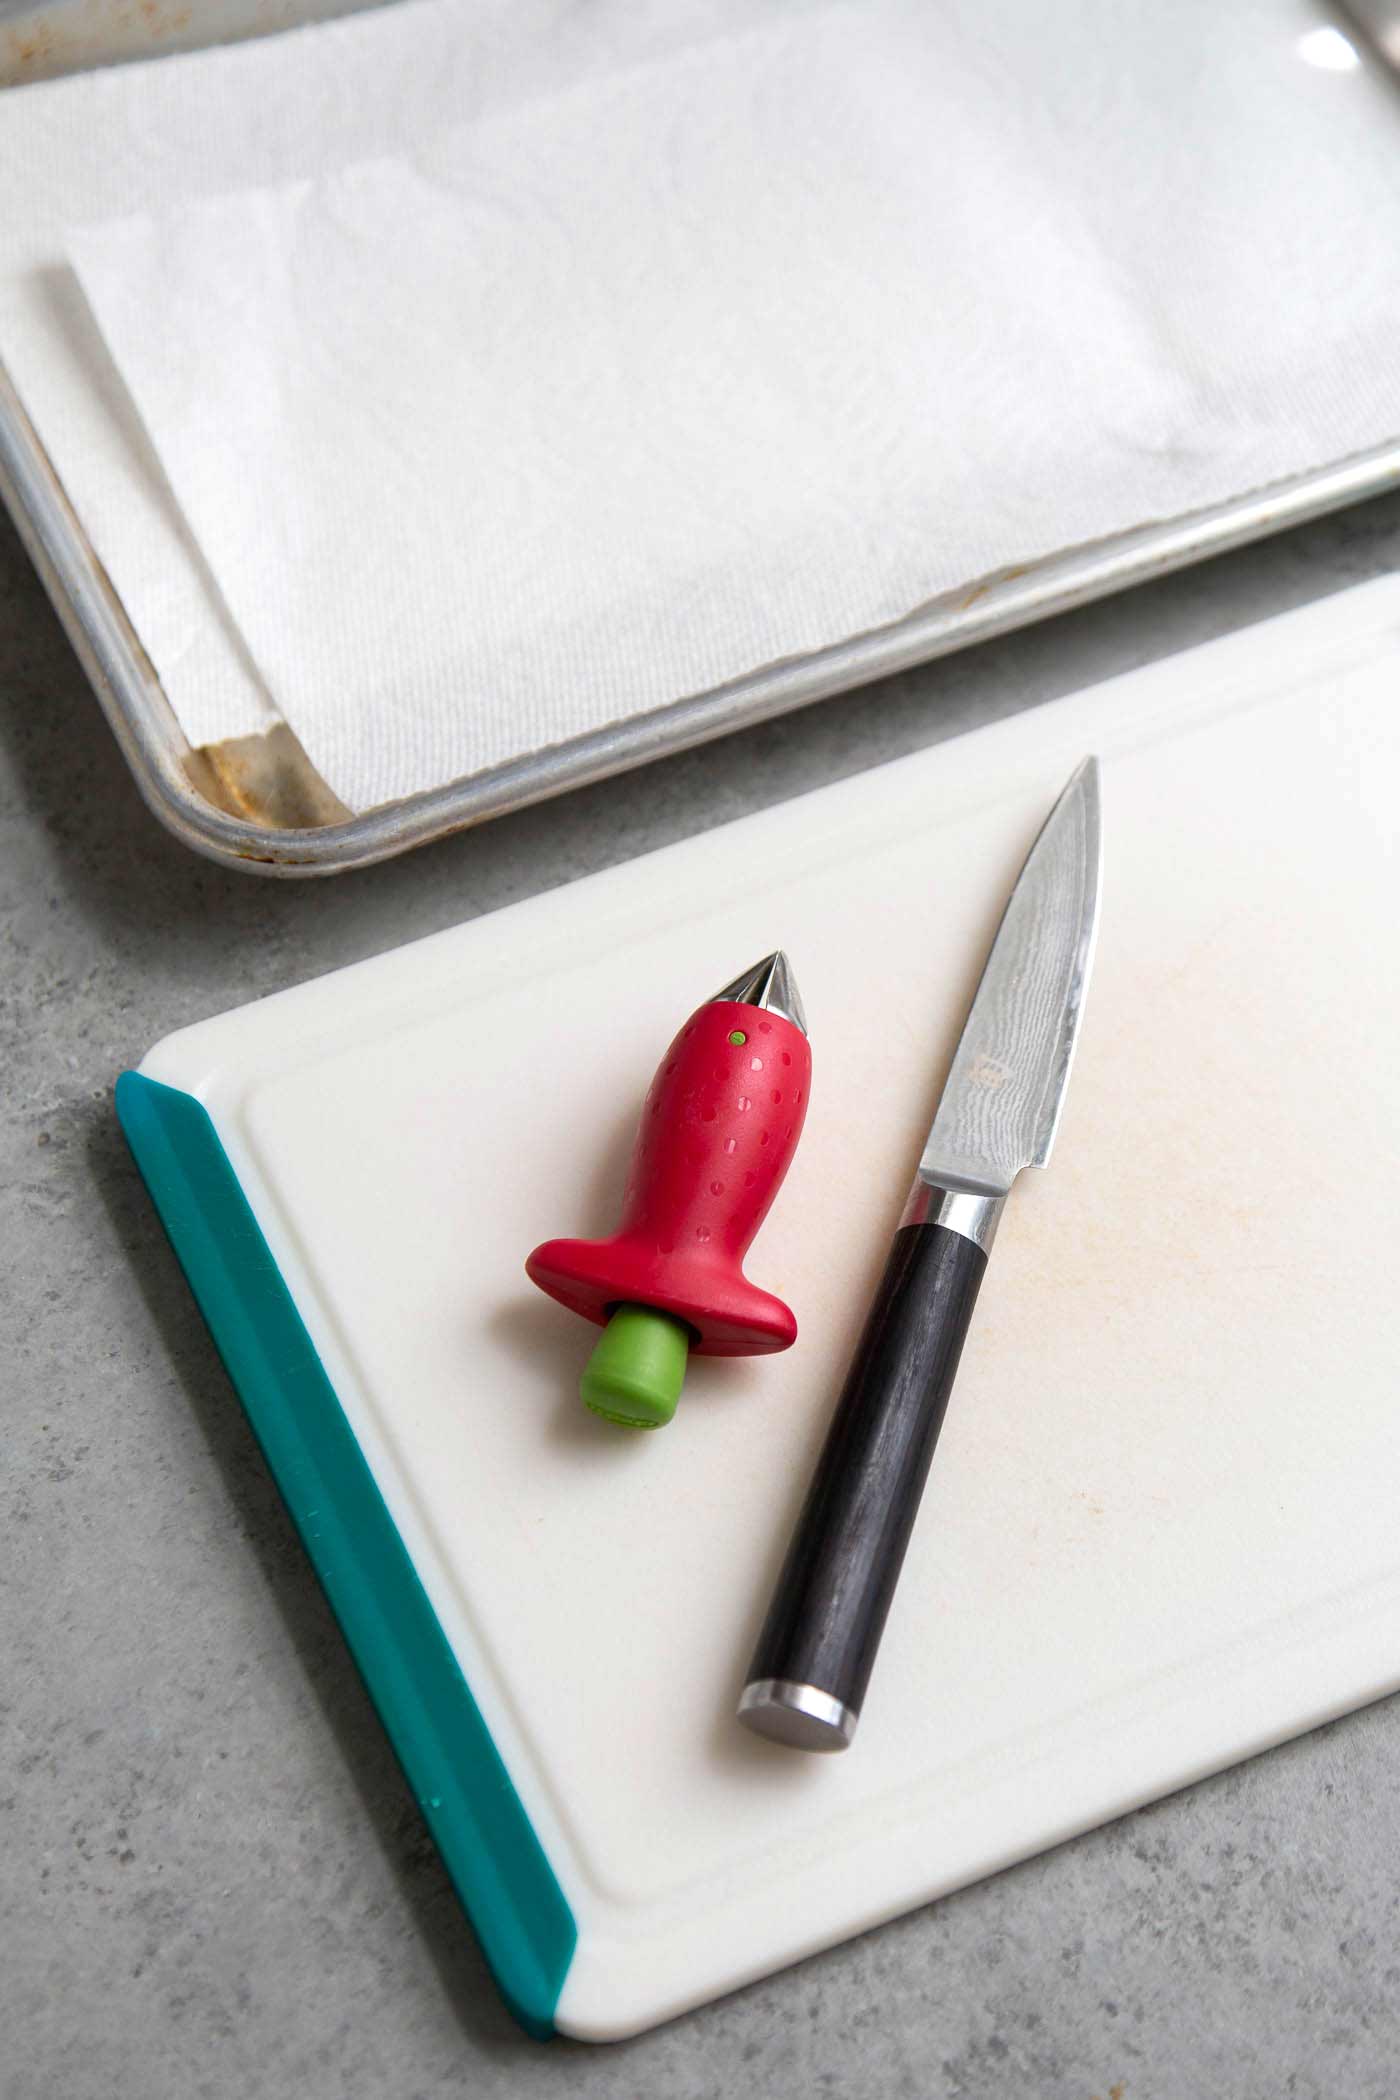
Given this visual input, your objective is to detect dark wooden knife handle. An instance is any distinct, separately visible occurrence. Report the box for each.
[743,1221,987,1736]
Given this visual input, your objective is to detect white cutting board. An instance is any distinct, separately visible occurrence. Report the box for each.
[133,575,1400,2037]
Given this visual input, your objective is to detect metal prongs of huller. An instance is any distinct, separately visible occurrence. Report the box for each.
[710,952,807,1037]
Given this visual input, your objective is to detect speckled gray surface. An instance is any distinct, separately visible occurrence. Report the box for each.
[5,492,1400,2100]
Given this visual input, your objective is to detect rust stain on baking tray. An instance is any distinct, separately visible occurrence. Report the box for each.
[4,3,193,80]
[0,2,352,83]
[958,563,1030,612]
[0,349,348,842]
[186,725,353,832]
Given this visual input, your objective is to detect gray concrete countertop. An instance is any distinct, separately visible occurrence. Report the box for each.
[6,492,1400,2100]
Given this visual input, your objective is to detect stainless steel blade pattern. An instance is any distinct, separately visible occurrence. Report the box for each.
[920,758,1102,1197]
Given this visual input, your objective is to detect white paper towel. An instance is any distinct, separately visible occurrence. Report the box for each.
[1,0,797,753]
[11,0,1400,808]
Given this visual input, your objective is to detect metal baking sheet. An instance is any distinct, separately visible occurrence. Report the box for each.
[5,355,1400,876]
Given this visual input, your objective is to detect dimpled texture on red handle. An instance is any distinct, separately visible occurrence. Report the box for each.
[526,1000,811,1355]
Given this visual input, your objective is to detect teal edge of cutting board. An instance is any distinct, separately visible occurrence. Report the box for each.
[113,1071,578,2040]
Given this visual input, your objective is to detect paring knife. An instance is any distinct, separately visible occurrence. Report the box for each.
[737,757,1103,1752]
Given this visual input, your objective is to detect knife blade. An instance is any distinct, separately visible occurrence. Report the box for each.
[737,757,1103,1752]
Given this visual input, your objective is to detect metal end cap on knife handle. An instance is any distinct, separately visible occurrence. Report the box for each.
[709,951,807,1037]
[736,1678,858,1752]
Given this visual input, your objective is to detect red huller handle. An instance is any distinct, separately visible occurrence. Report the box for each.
[527,954,811,1426]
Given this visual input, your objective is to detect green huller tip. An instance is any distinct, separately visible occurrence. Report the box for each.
[580,1304,691,1429]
